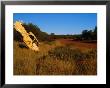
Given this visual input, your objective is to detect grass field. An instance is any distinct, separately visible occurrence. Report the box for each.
[14,39,97,75]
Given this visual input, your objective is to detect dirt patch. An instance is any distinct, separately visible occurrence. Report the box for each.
[56,39,97,51]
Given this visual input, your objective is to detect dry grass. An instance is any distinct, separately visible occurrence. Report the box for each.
[14,40,97,75]
[36,57,75,75]
[75,59,97,75]
[14,42,37,75]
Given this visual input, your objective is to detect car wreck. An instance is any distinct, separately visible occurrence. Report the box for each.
[14,21,39,51]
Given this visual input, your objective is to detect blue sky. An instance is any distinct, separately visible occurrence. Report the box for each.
[13,13,97,35]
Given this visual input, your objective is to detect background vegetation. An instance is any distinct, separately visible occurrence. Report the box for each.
[14,23,97,42]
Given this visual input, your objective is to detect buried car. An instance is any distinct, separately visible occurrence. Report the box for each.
[14,21,39,51]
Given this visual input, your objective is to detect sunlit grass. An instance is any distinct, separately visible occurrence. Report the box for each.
[14,41,97,75]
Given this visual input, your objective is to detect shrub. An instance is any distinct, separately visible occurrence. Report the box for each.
[48,46,86,60]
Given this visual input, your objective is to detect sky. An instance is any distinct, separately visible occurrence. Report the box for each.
[13,13,97,35]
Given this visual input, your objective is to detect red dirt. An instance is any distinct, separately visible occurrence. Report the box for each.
[56,39,97,50]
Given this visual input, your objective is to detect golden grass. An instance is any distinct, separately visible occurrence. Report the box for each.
[14,40,97,75]
[36,57,75,75]
[75,59,97,75]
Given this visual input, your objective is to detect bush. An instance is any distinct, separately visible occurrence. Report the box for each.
[48,46,96,61]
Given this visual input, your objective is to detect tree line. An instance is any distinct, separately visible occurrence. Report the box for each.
[14,22,97,42]
[49,26,97,41]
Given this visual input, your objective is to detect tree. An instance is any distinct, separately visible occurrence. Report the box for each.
[22,23,49,41]
[93,26,97,40]
[81,26,97,40]
[14,22,49,42]
[82,30,88,40]
[87,30,93,40]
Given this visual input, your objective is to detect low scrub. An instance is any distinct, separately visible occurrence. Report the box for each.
[48,46,97,60]
[14,42,97,75]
